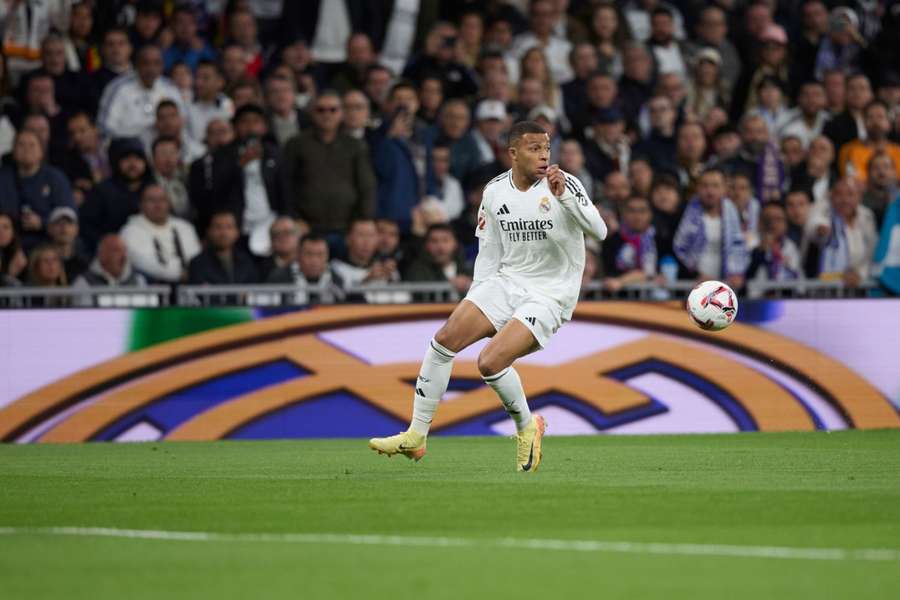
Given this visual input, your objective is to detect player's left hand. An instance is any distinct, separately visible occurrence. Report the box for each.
[547,164,565,197]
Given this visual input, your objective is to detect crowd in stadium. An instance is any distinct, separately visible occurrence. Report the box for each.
[1,0,899,302]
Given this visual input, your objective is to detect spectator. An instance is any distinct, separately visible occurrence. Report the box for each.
[513,77,547,124]
[186,118,235,223]
[227,8,263,79]
[227,78,263,110]
[458,12,485,68]
[617,44,654,128]
[647,6,687,79]
[629,156,654,199]
[151,136,191,220]
[520,47,562,111]
[79,137,154,253]
[429,143,464,220]
[91,28,133,107]
[404,223,472,296]
[624,0,685,43]
[746,202,802,285]
[120,184,201,284]
[188,210,259,284]
[331,34,377,95]
[781,135,807,170]
[684,48,729,123]
[559,138,593,199]
[61,3,96,74]
[258,216,302,281]
[98,44,187,139]
[673,168,748,289]
[792,1,830,85]
[370,83,431,231]
[873,192,900,295]
[749,76,792,136]
[600,170,632,218]
[790,135,836,209]
[571,72,618,140]
[197,104,285,253]
[731,24,789,120]
[128,3,163,52]
[26,244,67,291]
[283,90,375,238]
[25,33,90,116]
[265,74,310,148]
[403,23,479,100]
[588,2,629,79]
[724,113,784,203]
[163,6,216,73]
[221,45,250,88]
[649,174,683,257]
[805,178,877,286]
[342,89,372,140]
[823,73,872,153]
[634,95,677,171]
[814,7,864,80]
[266,233,346,304]
[417,77,444,126]
[561,42,598,133]
[72,234,150,307]
[188,61,234,143]
[47,207,88,283]
[686,5,740,91]
[730,171,761,251]
[709,123,742,166]
[0,211,27,283]
[143,99,206,165]
[0,130,74,251]
[822,69,847,117]
[784,188,812,247]
[584,107,630,181]
[674,122,707,196]
[511,0,573,84]
[601,196,662,292]
[375,217,405,267]
[779,81,829,149]
[19,74,67,162]
[363,64,393,118]
[331,218,402,298]
[862,151,899,229]
[61,112,110,207]
[838,101,900,183]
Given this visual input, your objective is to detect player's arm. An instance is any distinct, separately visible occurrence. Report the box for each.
[548,167,608,241]
[473,193,501,283]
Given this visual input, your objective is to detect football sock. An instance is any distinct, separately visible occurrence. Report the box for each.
[483,367,532,432]
[409,339,456,436]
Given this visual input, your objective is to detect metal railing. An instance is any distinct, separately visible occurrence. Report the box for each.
[0,285,170,308]
[0,279,883,308]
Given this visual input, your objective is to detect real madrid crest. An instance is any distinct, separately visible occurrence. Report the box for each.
[538,196,551,213]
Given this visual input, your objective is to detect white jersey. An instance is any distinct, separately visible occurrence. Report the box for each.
[474,169,606,319]
[97,73,188,140]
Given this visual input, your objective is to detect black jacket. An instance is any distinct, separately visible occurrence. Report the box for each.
[188,248,260,285]
[192,139,286,234]
[823,111,859,156]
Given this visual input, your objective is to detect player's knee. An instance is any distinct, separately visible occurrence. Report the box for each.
[434,325,461,353]
[477,350,506,378]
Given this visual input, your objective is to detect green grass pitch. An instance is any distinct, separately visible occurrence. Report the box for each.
[2,431,899,599]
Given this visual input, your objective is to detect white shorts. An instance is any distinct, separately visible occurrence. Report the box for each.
[463,276,565,349]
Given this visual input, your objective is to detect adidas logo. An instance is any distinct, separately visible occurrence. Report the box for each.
[496,204,511,215]
[525,316,536,326]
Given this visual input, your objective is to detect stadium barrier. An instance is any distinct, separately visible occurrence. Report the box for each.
[0,279,881,308]
[1,301,898,443]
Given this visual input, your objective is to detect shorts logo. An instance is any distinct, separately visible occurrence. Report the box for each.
[538,197,551,213]
[497,204,511,216]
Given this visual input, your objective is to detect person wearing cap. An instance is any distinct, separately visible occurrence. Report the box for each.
[97,44,188,140]
[814,7,864,81]
[195,103,285,248]
[79,136,155,253]
[685,47,730,122]
[731,23,789,121]
[47,207,89,283]
[0,130,75,252]
[583,106,630,181]
[465,99,510,172]
[685,5,741,91]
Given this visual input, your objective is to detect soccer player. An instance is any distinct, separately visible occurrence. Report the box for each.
[369,122,608,471]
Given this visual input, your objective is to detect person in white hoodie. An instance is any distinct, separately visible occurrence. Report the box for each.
[120,184,200,283]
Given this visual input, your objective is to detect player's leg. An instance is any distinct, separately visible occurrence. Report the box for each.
[368,299,496,460]
[478,305,558,472]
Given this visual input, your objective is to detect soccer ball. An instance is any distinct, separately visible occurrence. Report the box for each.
[686,280,738,331]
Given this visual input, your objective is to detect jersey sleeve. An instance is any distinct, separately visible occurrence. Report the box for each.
[473,185,501,282]
[558,172,608,241]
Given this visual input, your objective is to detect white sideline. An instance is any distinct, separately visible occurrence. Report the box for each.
[0,527,897,563]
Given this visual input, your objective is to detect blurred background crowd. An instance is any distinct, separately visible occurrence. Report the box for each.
[1,0,899,304]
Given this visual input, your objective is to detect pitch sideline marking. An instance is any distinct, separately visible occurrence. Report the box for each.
[0,527,897,563]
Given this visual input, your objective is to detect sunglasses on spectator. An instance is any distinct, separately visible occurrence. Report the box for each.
[315,106,340,113]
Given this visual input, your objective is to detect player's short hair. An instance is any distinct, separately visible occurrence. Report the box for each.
[507,121,548,147]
